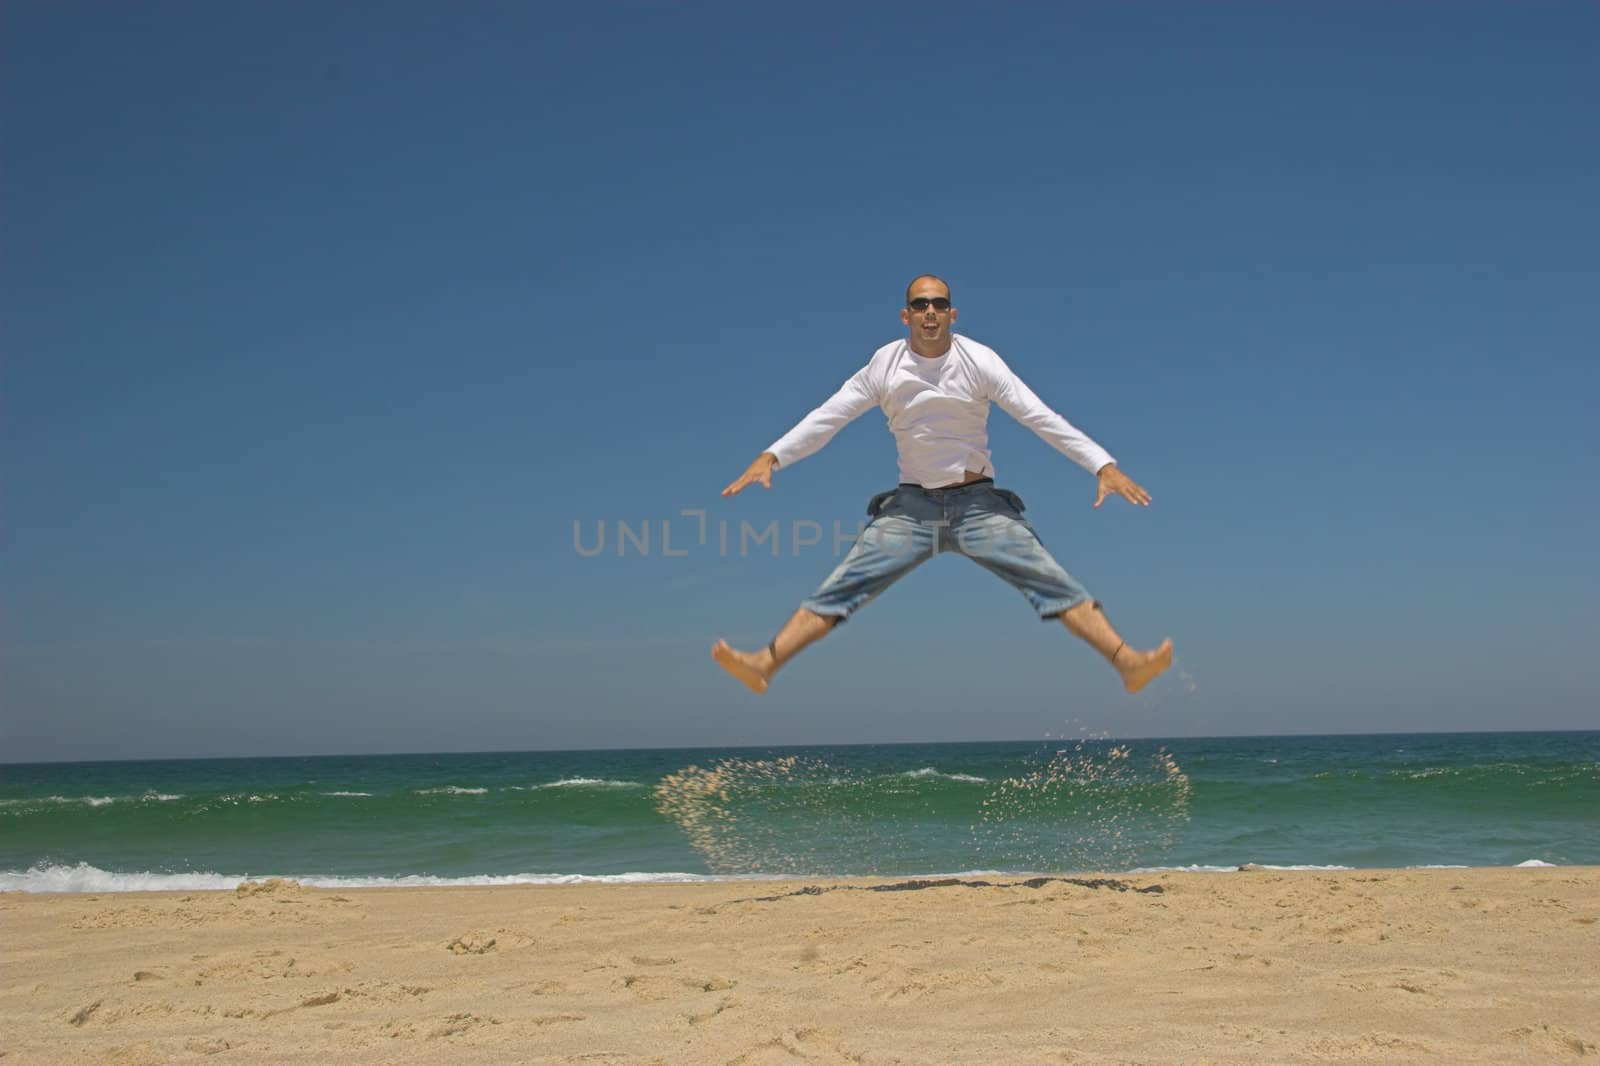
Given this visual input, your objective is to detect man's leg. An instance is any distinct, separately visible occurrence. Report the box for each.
[711,608,838,695]
[712,493,934,694]
[955,490,1172,694]
[1058,600,1173,695]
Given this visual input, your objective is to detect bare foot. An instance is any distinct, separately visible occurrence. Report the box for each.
[1115,638,1173,694]
[711,640,772,695]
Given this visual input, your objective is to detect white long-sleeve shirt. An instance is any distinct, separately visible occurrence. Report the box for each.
[765,334,1115,488]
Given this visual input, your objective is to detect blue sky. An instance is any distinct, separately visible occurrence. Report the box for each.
[4,3,1596,762]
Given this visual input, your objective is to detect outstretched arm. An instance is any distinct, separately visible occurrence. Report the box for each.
[721,366,879,497]
[988,354,1152,507]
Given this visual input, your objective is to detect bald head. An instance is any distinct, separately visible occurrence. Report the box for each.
[905,274,951,305]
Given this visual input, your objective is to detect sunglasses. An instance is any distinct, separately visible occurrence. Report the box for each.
[907,297,952,311]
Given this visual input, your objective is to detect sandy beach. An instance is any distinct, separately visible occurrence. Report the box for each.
[4,867,1597,1065]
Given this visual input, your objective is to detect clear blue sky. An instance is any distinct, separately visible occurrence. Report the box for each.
[4,3,1596,762]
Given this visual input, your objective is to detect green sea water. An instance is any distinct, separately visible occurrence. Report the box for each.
[2,732,1595,891]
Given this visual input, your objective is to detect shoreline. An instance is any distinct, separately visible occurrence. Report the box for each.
[0,858,1572,895]
[7,866,1597,1063]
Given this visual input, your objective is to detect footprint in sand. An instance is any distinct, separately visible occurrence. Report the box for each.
[447,928,534,954]
[447,933,497,955]
[68,999,102,1026]
[622,970,737,1001]
[1507,1024,1598,1056]
[183,1038,232,1056]
[685,996,735,1027]
[382,1013,502,1040]
[729,1028,860,1066]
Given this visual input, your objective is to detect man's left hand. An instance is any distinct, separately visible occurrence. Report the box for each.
[1094,464,1152,508]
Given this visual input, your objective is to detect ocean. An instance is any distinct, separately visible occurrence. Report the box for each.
[2,732,1595,892]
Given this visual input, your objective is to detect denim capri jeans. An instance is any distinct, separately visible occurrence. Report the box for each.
[800,480,1093,622]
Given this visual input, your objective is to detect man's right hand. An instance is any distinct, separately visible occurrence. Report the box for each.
[722,453,778,497]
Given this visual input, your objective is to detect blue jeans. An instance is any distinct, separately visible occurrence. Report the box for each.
[801,481,1093,622]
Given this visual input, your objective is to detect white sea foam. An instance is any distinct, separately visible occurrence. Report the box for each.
[214,793,284,805]
[2,792,182,809]
[2,864,250,893]
[1516,859,1558,867]
[895,768,987,783]
[0,796,65,808]
[212,787,275,806]
[320,791,373,798]
[534,778,643,789]
[0,862,777,894]
[1257,864,1354,871]
[415,786,488,795]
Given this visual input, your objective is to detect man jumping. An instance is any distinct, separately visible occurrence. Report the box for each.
[713,275,1173,695]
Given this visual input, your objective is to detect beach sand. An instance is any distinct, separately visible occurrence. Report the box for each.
[4,867,1597,1064]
